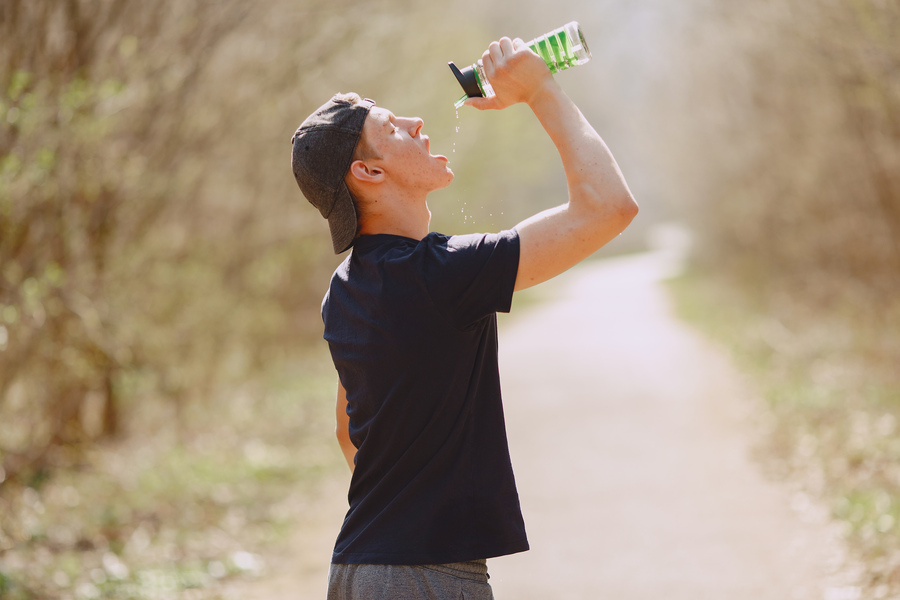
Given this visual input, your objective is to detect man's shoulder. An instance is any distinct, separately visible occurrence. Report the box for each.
[328,228,518,284]
[429,229,518,251]
[327,252,353,284]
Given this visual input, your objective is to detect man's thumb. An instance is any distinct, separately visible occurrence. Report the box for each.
[464,96,499,111]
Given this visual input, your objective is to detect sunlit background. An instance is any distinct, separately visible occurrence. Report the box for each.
[1,0,898,597]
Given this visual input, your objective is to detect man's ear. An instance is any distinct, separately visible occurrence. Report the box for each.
[348,159,384,185]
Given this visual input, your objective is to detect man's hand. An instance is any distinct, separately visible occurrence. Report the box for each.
[464,37,557,111]
[465,38,639,292]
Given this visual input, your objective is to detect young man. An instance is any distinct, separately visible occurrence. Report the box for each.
[290,37,638,600]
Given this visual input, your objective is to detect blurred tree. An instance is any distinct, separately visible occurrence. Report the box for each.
[664,0,900,309]
[0,0,255,481]
[0,2,647,595]
[1,0,514,486]
[655,2,900,589]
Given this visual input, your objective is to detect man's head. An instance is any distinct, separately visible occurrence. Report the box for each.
[346,106,453,206]
[292,93,453,253]
[291,93,374,254]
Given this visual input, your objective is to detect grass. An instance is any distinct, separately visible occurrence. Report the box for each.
[0,351,342,600]
[667,270,900,598]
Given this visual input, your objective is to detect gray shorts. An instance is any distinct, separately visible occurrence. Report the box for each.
[327,559,494,600]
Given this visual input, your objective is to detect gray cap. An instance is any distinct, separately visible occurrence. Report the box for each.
[291,94,376,254]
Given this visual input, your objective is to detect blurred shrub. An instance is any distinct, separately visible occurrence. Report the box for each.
[0,0,492,485]
[1,0,263,481]
[661,2,900,590]
[665,0,900,308]
[0,2,631,594]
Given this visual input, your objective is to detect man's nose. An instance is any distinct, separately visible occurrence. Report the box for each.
[406,117,424,136]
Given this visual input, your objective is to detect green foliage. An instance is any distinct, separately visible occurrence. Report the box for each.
[0,0,521,594]
[0,354,339,599]
[0,0,542,488]
[7,71,32,101]
[661,6,900,587]
[662,0,900,306]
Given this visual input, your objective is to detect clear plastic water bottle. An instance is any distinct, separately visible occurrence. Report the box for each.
[449,21,592,108]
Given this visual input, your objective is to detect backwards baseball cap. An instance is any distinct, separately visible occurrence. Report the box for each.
[291,94,376,254]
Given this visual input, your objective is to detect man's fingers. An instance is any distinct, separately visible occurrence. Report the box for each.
[464,96,500,111]
[481,47,493,70]
[487,40,503,65]
[467,35,535,111]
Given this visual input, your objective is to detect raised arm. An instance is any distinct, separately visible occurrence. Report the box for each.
[466,37,639,291]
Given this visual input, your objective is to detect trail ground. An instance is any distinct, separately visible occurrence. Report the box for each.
[232,247,855,599]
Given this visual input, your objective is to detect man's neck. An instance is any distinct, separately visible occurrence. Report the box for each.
[357,192,431,241]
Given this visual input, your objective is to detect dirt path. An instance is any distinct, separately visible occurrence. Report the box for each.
[233,247,855,599]
[488,250,853,599]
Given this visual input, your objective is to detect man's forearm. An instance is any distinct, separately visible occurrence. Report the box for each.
[512,83,638,291]
[466,36,638,290]
[528,81,634,216]
[335,380,356,473]
[338,436,356,473]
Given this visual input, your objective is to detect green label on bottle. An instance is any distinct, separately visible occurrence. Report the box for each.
[529,30,578,74]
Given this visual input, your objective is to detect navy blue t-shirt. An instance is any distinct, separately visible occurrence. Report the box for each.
[322,229,529,565]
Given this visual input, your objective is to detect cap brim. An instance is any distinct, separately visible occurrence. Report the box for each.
[327,182,358,254]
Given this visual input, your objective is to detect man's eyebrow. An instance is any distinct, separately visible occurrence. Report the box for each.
[373,112,392,129]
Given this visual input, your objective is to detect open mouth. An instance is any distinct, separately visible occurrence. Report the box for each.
[423,135,447,160]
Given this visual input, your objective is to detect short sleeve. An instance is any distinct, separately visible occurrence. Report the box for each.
[422,229,520,329]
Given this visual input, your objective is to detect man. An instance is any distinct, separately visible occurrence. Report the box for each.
[290,36,638,600]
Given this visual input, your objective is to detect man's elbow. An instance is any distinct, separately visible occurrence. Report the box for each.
[620,194,639,225]
[578,182,638,223]
[607,192,639,232]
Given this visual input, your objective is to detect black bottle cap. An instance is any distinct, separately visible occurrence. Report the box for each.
[448,61,484,98]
